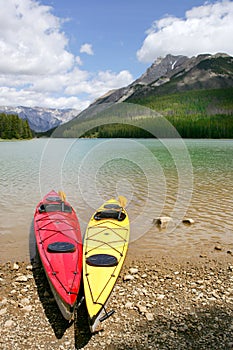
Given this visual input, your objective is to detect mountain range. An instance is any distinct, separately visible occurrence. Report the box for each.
[0,106,79,132]
[53,52,233,138]
[90,52,233,105]
[1,52,233,135]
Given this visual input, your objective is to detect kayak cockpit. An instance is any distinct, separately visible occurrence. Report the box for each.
[86,253,118,267]
[47,241,76,253]
[39,203,72,213]
[94,209,126,221]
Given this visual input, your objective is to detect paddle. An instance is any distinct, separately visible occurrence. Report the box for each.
[58,190,66,211]
[118,195,127,208]
[117,196,127,220]
[58,190,66,202]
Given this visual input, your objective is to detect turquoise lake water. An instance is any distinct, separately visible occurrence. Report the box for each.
[0,138,233,262]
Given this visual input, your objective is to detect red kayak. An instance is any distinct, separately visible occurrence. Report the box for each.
[34,190,82,320]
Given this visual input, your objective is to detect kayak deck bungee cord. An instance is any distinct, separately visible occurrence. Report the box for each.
[82,196,130,332]
[34,190,82,320]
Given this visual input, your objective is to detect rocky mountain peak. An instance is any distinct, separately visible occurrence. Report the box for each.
[135,54,189,85]
[91,52,233,106]
[0,106,79,132]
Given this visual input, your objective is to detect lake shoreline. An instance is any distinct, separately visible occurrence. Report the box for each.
[1,250,233,349]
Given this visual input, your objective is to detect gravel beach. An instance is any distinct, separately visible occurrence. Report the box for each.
[1,247,233,350]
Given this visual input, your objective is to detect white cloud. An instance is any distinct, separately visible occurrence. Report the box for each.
[75,56,83,65]
[137,0,233,62]
[0,0,132,110]
[65,69,133,99]
[0,0,74,74]
[80,43,94,55]
[0,85,90,110]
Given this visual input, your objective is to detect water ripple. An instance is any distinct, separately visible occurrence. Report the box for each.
[0,139,233,261]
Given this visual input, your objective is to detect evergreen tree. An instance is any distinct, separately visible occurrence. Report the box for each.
[0,113,33,139]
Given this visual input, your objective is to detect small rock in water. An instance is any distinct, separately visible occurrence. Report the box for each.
[200,254,207,258]
[182,218,195,225]
[153,216,172,229]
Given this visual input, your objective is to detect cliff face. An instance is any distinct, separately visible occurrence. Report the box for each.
[90,53,233,105]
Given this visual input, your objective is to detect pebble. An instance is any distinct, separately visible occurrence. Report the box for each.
[13,263,19,270]
[145,313,154,321]
[4,320,15,328]
[20,297,30,305]
[123,274,134,281]
[0,308,7,316]
[43,290,50,297]
[1,257,233,350]
[21,305,32,313]
[156,294,165,300]
[137,305,147,313]
[15,275,28,282]
[124,302,133,309]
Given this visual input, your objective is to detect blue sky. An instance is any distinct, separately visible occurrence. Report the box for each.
[48,0,210,76]
[0,0,232,110]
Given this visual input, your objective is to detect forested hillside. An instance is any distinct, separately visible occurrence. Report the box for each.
[53,53,233,139]
[54,87,233,139]
[0,113,33,139]
[128,88,233,138]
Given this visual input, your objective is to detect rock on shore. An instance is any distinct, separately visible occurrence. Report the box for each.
[1,254,233,349]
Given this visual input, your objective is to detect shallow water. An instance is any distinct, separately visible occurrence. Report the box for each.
[0,138,233,262]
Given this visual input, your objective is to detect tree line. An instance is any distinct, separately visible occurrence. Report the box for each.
[0,113,33,139]
[79,114,233,139]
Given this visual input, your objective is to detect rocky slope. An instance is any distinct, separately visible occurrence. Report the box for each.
[0,106,79,132]
[90,53,233,105]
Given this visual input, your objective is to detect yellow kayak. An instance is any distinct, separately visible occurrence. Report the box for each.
[83,196,130,332]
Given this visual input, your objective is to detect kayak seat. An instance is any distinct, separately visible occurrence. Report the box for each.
[104,203,121,210]
[46,196,62,202]
[39,203,72,213]
[47,242,76,253]
[94,210,126,221]
[86,254,118,267]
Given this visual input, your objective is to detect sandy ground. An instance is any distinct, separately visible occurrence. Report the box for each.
[1,246,233,350]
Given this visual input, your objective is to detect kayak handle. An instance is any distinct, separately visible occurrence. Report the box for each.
[99,309,115,322]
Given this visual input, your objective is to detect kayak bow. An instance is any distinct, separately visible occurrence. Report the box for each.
[83,197,130,332]
[34,190,82,320]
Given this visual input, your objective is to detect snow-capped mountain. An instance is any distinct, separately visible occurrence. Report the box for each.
[0,106,79,132]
